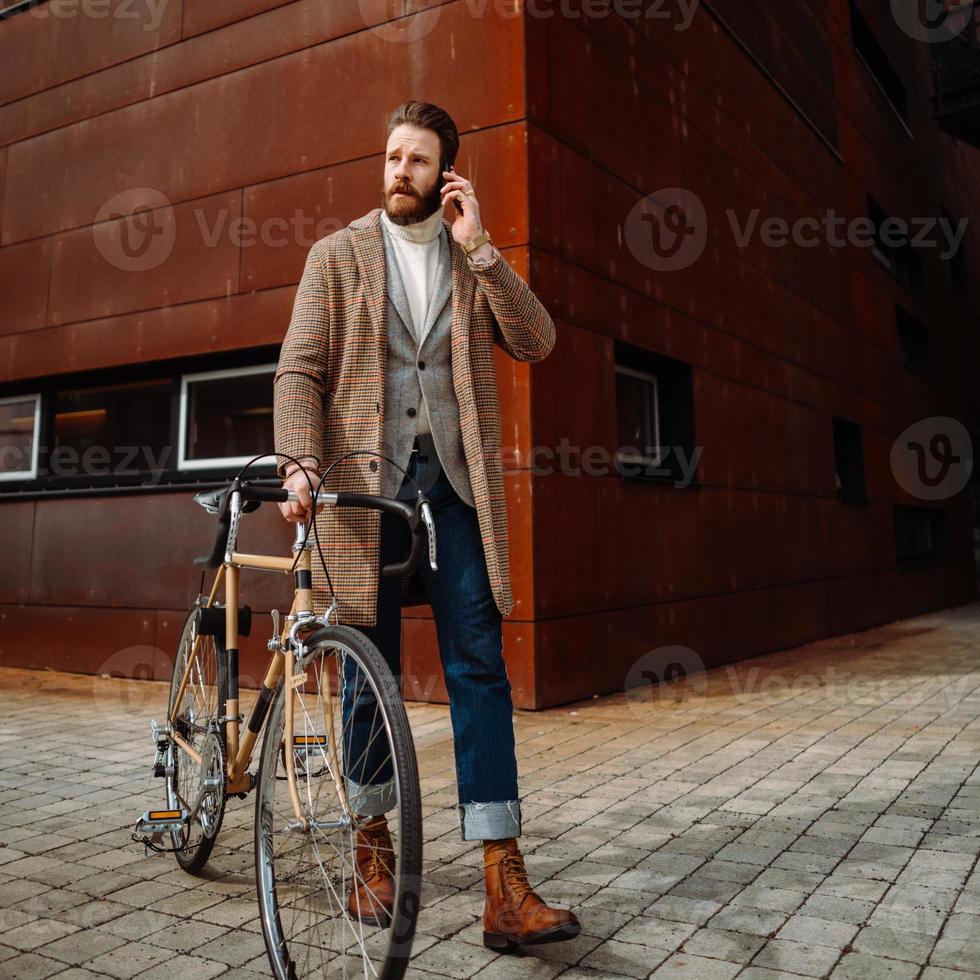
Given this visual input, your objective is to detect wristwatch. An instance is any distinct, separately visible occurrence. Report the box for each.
[461,229,492,254]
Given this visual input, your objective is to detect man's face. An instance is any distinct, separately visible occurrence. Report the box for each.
[382,124,443,225]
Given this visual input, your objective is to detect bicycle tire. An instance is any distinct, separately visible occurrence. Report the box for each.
[254,624,423,980]
[167,605,227,874]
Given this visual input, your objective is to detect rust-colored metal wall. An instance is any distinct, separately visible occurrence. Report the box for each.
[1,0,977,709]
[523,0,980,706]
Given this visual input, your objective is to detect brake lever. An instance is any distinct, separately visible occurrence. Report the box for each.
[420,499,437,572]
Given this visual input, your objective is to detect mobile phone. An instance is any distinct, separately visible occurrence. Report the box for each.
[442,161,464,214]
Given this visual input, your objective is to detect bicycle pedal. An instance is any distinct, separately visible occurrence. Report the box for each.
[136,808,188,837]
[293,734,327,762]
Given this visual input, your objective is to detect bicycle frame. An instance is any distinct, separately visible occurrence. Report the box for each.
[169,516,343,823]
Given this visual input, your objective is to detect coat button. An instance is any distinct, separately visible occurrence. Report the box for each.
[376,401,380,413]
[406,407,416,418]
[418,360,426,370]
[369,460,378,472]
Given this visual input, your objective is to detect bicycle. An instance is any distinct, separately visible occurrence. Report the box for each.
[133,453,438,979]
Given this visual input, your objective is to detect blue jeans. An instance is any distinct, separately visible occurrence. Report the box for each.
[340,436,522,841]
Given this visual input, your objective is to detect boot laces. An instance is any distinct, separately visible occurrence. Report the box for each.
[499,853,533,900]
[363,828,394,879]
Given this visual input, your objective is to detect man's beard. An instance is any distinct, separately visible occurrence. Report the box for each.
[382,177,442,225]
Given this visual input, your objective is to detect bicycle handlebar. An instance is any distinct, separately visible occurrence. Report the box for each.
[192,480,436,581]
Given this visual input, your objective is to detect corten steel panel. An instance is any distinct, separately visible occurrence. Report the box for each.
[242,123,530,293]
[2,1,525,245]
[0,603,163,677]
[29,494,294,612]
[48,191,243,326]
[182,0,296,37]
[0,285,293,382]
[532,580,829,709]
[0,0,369,146]
[0,501,34,604]
[402,619,536,710]
[0,0,183,106]
[0,236,51,335]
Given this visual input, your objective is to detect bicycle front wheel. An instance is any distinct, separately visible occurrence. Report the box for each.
[255,624,422,980]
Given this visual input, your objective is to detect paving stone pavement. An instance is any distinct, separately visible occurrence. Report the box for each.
[1,602,980,979]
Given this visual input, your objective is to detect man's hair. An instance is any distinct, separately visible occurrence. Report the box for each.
[385,101,459,171]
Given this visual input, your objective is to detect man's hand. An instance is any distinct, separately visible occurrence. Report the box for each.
[279,459,324,523]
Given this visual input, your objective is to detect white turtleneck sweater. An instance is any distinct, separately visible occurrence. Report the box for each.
[380,205,445,435]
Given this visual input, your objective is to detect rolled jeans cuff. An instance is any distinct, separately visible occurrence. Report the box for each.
[346,776,397,816]
[457,799,522,841]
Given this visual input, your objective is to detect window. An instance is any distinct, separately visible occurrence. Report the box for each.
[50,379,173,487]
[178,364,277,470]
[614,343,697,486]
[894,505,946,565]
[850,0,908,124]
[942,207,969,304]
[0,394,41,481]
[868,195,923,293]
[832,417,867,503]
[895,305,930,374]
[0,348,279,497]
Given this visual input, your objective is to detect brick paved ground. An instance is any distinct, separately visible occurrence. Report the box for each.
[1,603,980,979]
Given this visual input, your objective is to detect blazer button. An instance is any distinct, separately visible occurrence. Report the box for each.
[376,401,380,413]
[418,360,426,370]
[369,460,378,472]
[406,407,416,418]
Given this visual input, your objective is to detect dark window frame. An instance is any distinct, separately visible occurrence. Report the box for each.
[895,304,930,375]
[868,194,923,294]
[849,0,910,131]
[613,341,698,488]
[832,416,868,504]
[893,505,947,568]
[0,345,281,500]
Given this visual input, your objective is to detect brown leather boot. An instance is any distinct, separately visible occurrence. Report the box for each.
[482,837,581,952]
[347,815,396,927]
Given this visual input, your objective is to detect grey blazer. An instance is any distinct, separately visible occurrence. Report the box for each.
[379,220,475,507]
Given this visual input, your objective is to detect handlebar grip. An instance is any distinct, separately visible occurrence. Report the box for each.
[240,484,291,504]
[333,493,426,578]
[381,518,425,578]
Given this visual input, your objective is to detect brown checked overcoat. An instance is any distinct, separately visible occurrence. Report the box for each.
[273,207,556,628]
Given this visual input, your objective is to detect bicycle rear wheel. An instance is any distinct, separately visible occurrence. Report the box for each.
[255,624,422,980]
[167,604,226,873]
